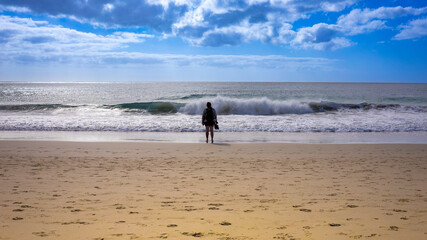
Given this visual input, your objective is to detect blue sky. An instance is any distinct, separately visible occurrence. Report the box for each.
[0,0,426,82]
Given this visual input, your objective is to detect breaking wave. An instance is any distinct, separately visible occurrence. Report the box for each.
[0,97,426,132]
[178,97,423,115]
[0,97,425,115]
[180,97,312,115]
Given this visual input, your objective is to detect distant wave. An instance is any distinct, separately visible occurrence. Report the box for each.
[180,94,217,100]
[0,104,77,111]
[308,101,401,112]
[156,93,217,101]
[108,102,185,114]
[0,102,185,114]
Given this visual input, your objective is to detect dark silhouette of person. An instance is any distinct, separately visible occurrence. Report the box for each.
[202,102,217,143]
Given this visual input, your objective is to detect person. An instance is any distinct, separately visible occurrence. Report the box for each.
[202,102,217,143]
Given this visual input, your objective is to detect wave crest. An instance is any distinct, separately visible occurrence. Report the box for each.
[0,104,77,111]
[179,97,313,115]
[110,102,184,114]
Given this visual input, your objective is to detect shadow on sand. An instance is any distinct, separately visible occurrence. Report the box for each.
[211,143,231,146]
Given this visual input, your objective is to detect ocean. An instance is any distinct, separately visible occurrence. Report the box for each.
[0,82,426,142]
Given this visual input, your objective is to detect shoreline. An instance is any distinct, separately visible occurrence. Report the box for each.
[1,131,427,144]
[0,141,426,239]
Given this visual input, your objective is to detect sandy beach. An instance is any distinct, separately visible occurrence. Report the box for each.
[0,141,426,240]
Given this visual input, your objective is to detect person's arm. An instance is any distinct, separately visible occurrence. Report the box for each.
[214,109,218,123]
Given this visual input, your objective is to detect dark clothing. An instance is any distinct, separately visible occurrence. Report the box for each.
[203,108,217,126]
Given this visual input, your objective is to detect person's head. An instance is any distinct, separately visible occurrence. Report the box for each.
[206,102,212,109]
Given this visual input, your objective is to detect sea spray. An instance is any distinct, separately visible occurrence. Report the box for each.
[179,97,313,115]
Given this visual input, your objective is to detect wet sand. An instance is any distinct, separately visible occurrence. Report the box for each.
[0,141,426,239]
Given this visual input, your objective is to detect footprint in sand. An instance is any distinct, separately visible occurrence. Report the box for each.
[208,203,223,207]
[389,226,399,231]
[365,234,378,237]
[347,205,358,208]
[182,232,203,237]
[392,209,407,212]
[32,232,48,237]
[274,233,296,239]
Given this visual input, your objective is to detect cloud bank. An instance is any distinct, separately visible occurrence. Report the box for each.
[0,15,334,71]
[0,0,426,50]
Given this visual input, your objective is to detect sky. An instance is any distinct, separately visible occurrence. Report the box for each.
[0,0,426,82]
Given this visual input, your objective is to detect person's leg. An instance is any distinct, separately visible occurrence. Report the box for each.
[210,126,214,143]
[205,126,209,143]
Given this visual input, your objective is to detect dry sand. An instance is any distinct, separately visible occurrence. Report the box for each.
[0,141,426,240]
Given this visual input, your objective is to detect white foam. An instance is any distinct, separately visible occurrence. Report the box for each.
[179,96,313,115]
[1,108,426,132]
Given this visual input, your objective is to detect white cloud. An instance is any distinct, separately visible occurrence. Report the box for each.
[394,17,427,40]
[0,15,153,54]
[0,49,337,71]
[337,6,427,35]
[320,0,356,12]
[191,19,275,46]
[341,19,386,35]
[102,3,115,13]
[269,0,355,13]
[273,23,295,44]
[171,2,427,50]
[171,0,358,47]
[6,51,336,71]
[0,4,31,13]
[287,6,427,50]
[291,23,352,50]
